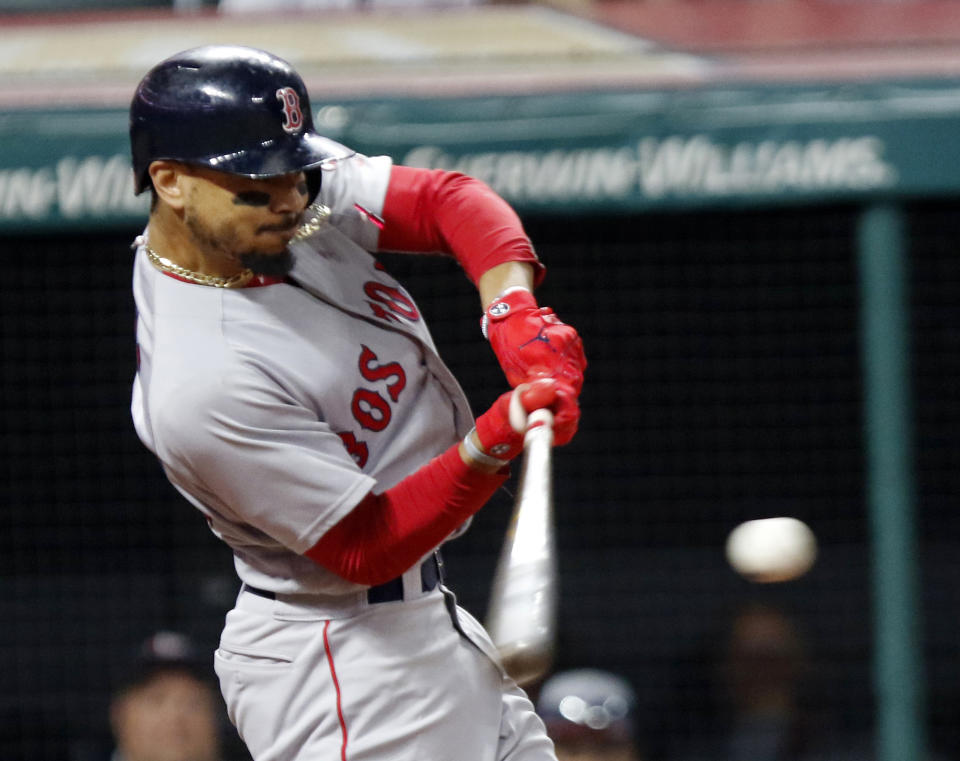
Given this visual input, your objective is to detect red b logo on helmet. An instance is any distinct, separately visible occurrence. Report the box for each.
[276,87,304,134]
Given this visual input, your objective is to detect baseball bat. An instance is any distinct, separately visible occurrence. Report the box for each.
[485,407,557,687]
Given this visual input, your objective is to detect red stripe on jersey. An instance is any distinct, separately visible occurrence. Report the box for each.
[354,203,385,229]
[379,166,545,286]
[323,620,349,761]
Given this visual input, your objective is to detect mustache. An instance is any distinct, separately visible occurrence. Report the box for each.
[257,214,301,233]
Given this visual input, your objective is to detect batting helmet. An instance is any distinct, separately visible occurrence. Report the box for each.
[536,669,639,747]
[112,631,211,697]
[129,45,347,195]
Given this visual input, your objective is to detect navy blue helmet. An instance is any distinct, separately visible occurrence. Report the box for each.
[130,45,345,194]
[536,669,639,748]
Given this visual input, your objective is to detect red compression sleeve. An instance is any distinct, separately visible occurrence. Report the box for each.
[379,166,546,286]
[304,444,508,585]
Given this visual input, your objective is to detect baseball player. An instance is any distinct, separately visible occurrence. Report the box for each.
[536,670,642,761]
[128,45,586,761]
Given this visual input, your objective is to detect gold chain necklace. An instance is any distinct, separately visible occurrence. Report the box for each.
[144,246,254,289]
[292,203,331,241]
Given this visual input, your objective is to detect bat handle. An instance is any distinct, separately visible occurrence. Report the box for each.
[523,408,554,446]
[486,400,557,686]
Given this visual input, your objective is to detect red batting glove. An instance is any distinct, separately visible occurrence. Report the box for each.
[482,288,586,394]
[545,381,580,447]
[474,378,579,461]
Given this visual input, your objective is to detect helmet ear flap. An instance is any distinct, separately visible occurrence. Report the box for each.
[305,170,322,204]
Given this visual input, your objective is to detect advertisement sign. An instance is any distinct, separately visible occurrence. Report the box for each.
[2,80,959,230]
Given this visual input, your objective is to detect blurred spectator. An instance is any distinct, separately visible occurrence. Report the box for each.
[667,602,824,761]
[714,603,811,761]
[109,631,223,761]
[537,668,643,761]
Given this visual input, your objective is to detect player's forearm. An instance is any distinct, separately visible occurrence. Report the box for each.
[477,261,536,309]
[304,443,507,585]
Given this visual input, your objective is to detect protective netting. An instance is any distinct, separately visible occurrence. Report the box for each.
[1,202,957,760]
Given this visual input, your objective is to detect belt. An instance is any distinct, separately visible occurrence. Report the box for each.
[243,551,444,604]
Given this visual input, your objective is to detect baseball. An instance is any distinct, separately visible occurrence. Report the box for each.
[725,517,817,583]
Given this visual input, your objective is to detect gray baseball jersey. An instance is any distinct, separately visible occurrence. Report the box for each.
[131,151,474,596]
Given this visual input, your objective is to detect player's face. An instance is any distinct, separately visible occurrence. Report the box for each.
[181,166,310,274]
[111,671,220,761]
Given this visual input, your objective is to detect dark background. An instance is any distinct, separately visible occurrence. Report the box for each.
[2,203,957,759]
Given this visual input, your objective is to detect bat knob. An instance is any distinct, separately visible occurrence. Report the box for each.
[525,408,554,431]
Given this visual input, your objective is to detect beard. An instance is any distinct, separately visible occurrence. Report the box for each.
[240,247,293,276]
[185,209,298,277]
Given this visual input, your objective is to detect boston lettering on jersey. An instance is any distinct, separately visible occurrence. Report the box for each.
[338,344,408,467]
[363,280,421,324]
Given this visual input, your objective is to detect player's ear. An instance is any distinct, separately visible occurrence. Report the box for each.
[148,160,189,210]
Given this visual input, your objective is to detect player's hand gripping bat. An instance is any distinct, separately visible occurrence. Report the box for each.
[485,406,557,686]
